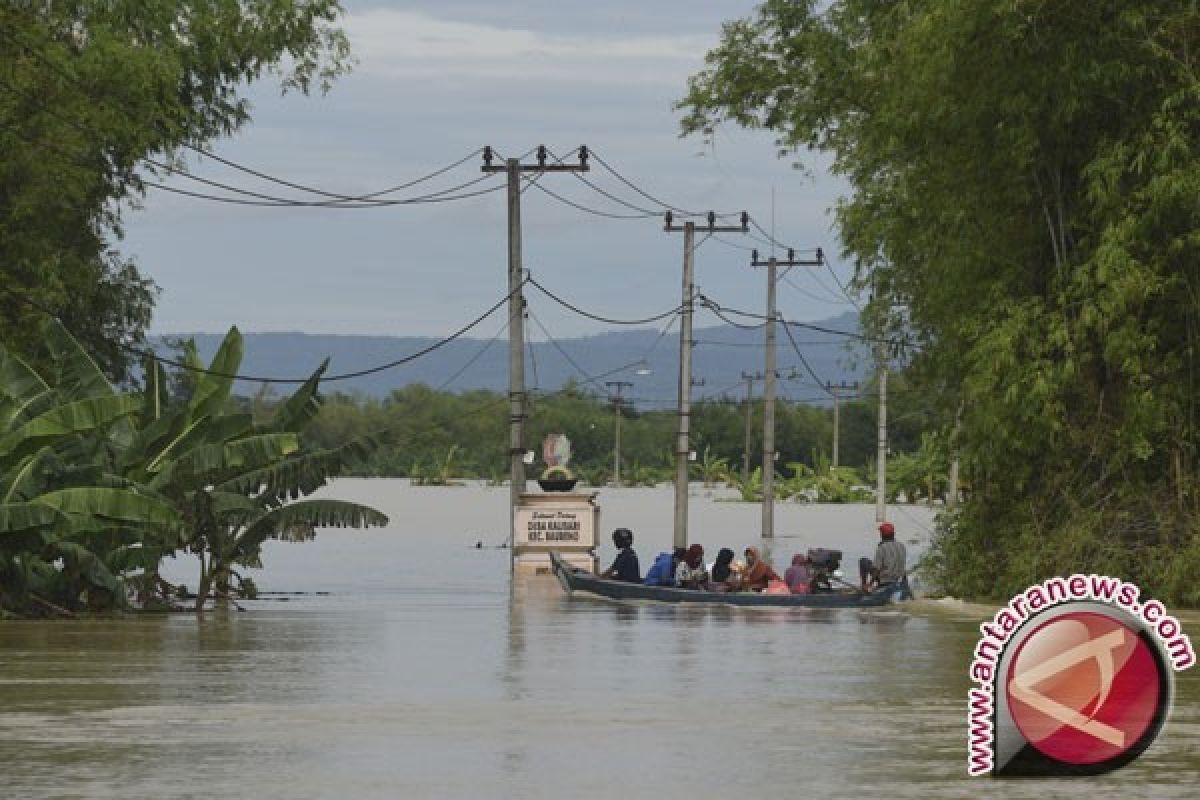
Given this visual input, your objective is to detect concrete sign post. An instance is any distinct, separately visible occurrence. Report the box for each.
[513,491,599,576]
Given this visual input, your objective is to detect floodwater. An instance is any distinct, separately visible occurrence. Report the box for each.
[1,480,1197,799]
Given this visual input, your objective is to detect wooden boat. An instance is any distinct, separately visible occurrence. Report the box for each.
[550,551,910,608]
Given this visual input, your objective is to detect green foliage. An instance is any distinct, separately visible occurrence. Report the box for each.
[692,446,731,487]
[0,324,387,615]
[682,1,1200,605]
[1,2,352,380]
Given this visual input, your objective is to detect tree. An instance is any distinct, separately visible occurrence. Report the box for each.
[0,1,352,381]
[0,321,388,615]
[680,1,1200,603]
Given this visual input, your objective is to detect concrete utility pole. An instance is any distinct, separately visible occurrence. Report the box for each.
[825,381,859,469]
[665,211,748,549]
[482,145,589,557]
[875,344,889,523]
[740,371,764,483]
[605,380,632,486]
[947,402,963,509]
[751,248,823,539]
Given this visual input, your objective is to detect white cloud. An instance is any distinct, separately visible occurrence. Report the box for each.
[343,9,713,85]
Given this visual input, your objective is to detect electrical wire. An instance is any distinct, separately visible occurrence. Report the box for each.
[526,308,609,392]
[697,294,909,346]
[185,147,487,203]
[527,180,658,220]
[436,318,508,391]
[782,271,854,306]
[526,277,683,326]
[587,148,742,219]
[782,321,834,396]
[143,172,504,208]
[0,34,499,208]
[1,280,525,384]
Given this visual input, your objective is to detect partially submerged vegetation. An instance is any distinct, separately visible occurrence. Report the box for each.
[0,325,387,616]
[683,1,1200,605]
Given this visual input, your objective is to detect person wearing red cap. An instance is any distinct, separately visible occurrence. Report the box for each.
[859,521,907,592]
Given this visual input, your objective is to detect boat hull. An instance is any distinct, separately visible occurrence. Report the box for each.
[550,552,908,608]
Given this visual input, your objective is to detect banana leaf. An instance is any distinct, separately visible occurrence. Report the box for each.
[267,359,328,433]
[0,501,65,533]
[141,355,170,424]
[0,346,49,407]
[49,540,119,592]
[177,433,300,476]
[0,394,142,461]
[238,499,388,551]
[36,488,180,527]
[189,327,243,422]
[45,319,115,400]
[0,447,53,504]
[215,434,380,502]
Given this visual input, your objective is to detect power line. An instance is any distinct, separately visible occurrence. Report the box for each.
[183,147,488,203]
[781,321,833,396]
[143,172,504,208]
[437,318,508,391]
[0,72,505,209]
[1,280,524,384]
[527,308,608,392]
[587,148,742,219]
[527,180,657,219]
[526,276,683,326]
[697,293,909,346]
[0,32,501,209]
[781,271,853,306]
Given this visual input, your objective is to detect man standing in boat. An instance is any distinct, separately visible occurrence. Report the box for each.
[600,528,641,582]
[859,522,906,592]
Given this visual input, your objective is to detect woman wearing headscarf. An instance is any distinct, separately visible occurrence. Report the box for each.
[741,547,781,592]
[675,544,707,589]
[709,548,735,588]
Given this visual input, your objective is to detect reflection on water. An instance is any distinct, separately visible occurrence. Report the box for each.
[0,482,1196,799]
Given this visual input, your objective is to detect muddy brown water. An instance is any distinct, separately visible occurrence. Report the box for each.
[1,481,1196,798]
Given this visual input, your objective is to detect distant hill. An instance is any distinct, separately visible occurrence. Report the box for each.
[158,311,867,408]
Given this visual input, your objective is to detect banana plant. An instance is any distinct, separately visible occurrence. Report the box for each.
[0,331,181,612]
[123,327,389,611]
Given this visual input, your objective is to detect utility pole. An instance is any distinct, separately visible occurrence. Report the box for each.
[948,402,963,509]
[875,344,889,523]
[825,381,859,469]
[605,380,632,486]
[482,145,589,556]
[740,371,764,483]
[665,211,748,549]
[751,247,823,539]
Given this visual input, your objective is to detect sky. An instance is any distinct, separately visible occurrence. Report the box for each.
[123,1,858,341]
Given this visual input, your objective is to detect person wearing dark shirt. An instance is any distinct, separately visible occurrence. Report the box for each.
[601,527,640,582]
[708,548,736,591]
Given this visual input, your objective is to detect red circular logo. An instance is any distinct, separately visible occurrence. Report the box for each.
[1006,611,1165,766]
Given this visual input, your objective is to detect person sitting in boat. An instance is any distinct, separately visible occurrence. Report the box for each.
[643,547,685,587]
[740,547,781,592]
[674,544,707,589]
[600,527,640,583]
[784,553,812,594]
[859,522,907,591]
[707,548,736,590]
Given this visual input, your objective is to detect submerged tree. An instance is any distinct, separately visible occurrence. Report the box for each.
[680,1,1200,603]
